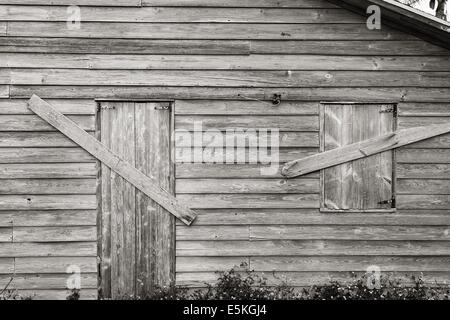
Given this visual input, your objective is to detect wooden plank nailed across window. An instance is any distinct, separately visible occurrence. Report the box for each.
[27,95,197,226]
[282,123,450,179]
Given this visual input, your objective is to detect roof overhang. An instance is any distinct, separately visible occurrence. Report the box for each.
[329,0,450,50]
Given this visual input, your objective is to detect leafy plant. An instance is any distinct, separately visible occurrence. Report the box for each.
[119,264,450,300]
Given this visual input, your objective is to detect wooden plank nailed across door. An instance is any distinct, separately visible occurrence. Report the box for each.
[282,122,450,178]
[27,95,196,225]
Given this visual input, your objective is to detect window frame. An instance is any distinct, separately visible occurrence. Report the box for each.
[319,102,398,213]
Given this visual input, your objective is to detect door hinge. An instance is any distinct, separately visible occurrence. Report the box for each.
[378,197,396,208]
[379,106,397,117]
[97,105,115,111]
[154,104,171,110]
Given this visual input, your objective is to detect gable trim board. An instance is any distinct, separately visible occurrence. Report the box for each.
[329,0,450,49]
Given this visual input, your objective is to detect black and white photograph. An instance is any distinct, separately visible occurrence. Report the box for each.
[0,0,449,310]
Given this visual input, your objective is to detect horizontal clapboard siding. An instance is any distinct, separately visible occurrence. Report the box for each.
[0,1,449,299]
[2,54,450,71]
[9,87,450,102]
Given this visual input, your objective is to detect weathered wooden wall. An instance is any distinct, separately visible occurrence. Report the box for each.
[0,0,449,299]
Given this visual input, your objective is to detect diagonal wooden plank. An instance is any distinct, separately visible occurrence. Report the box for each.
[27,94,196,225]
[282,123,450,178]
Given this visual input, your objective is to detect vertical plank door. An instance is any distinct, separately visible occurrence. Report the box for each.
[321,104,395,211]
[98,102,174,299]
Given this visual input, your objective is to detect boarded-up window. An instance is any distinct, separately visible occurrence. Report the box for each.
[320,103,397,212]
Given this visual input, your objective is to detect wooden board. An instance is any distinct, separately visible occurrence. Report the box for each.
[0,0,140,5]
[0,7,362,23]
[14,257,97,274]
[175,209,450,226]
[176,194,319,209]
[28,95,196,225]
[99,102,175,298]
[12,210,97,227]
[0,163,96,179]
[11,87,450,103]
[176,225,450,241]
[0,242,97,257]
[176,240,450,256]
[0,179,96,194]
[283,123,450,178]
[3,54,450,71]
[0,38,250,55]
[0,115,94,131]
[249,256,450,272]
[0,148,94,163]
[13,226,97,242]
[0,195,96,210]
[7,22,411,40]
[8,70,450,87]
[0,99,94,115]
[321,104,394,211]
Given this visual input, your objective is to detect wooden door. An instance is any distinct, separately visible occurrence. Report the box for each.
[98,101,174,299]
[321,104,396,212]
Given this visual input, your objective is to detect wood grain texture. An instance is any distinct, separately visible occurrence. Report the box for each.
[28,95,196,225]
[176,225,450,241]
[176,240,450,256]
[176,194,319,209]
[1,273,97,290]
[7,22,411,40]
[10,86,450,102]
[0,132,84,147]
[0,0,140,5]
[15,257,97,274]
[175,100,318,115]
[397,149,450,163]
[18,289,97,300]
[11,210,97,227]
[0,38,251,55]
[176,178,319,194]
[0,258,14,274]
[0,195,96,210]
[0,148,94,163]
[398,164,450,179]
[4,54,450,71]
[283,123,450,178]
[176,163,317,178]
[0,179,96,194]
[176,209,450,226]
[0,242,96,257]
[0,115,94,131]
[2,2,450,296]
[175,131,318,148]
[9,70,449,87]
[13,226,97,242]
[176,115,318,131]
[0,7,362,23]
[0,163,96,179]
[397,179,450,194]
[0,99,95,115]
[249,256,450,272]
[251,40,450,55]
[99,102,175,298]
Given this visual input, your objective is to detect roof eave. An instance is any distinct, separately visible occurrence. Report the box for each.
[329,0,450,50]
